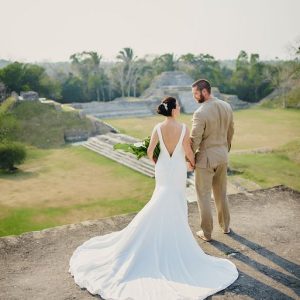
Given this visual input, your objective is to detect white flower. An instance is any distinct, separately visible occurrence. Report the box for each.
[163,102,168,110]
[133,142,143,147]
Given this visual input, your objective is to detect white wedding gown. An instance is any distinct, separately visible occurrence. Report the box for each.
[68,122,239,300]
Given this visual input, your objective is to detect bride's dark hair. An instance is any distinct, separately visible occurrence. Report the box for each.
[156,96,177,117]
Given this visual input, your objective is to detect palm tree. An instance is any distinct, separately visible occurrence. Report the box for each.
[83,51,103,101]
[70,51,105,101]
[116,48,137,97]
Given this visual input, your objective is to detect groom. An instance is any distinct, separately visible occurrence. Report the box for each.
[189,79,234,242]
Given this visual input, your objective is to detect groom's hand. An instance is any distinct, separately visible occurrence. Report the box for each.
[187,161,195,171]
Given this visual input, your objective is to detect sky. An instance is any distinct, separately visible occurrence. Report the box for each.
[0,0,299,63]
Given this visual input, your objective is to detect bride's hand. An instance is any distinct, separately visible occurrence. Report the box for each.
[187,161,195,171]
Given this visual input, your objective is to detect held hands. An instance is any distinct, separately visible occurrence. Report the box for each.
[187,161,195,171]
[186,155,195,171]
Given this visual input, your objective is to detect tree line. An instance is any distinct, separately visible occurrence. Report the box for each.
[0,47,299,103]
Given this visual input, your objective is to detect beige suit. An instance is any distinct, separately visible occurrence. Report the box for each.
[190,96,234,239]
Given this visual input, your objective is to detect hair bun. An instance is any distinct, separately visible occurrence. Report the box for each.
[156,96,176,117]
[157,103,167,115]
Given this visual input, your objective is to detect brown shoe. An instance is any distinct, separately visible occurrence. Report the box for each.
[223,228,231,234]
[196,230,212,242]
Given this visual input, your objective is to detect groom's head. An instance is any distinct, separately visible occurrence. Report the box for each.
[191,79,211,103]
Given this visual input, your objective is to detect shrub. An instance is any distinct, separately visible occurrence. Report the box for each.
[0,141,27,172]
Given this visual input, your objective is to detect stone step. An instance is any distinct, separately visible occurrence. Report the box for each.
[106,132,140,144]
[86,146,155,178]
[93,134,140,147]
[83,143,155,177]
[85,134,195,184]
[94,110,153,119]
[86,139,155,172]
[88,136,154,164]
[85,141,155,174]
[85,141,155,175]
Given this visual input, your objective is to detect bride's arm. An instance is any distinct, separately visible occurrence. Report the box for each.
[147,126,159,164]
[183,127,195,168]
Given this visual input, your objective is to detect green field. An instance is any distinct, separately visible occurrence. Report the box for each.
[106,107,300,151]
[0,145,155,237]
[0,106,299,237]
[230,139,300,191]
[106,107,300,190]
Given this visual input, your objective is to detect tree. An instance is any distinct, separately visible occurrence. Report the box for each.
[130,59,152,97]
[69,51,107,101]
[0,62,24,93]
[178,53,223,87]
[274,38,300,108]
[152,53,177,74]
[61,73,84,103]
[116,47,137,97]
[230,50,276,102]
[0,62,56,99]
[0,81,6,102]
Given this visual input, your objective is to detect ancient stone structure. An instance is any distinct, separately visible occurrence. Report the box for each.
[70,98,156,119]
[37,98,118,142]
[68,71,250,119]
[19,91,39,101]
[141,71,251,113]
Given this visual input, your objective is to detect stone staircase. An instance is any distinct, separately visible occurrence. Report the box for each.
[70,99,155,119]
[81,132,196,200]
[80,132,254,203]
[83,133,155,177]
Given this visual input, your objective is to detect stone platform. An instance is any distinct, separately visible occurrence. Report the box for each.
[0,185,299,299]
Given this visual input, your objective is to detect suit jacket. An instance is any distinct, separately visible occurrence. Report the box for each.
[190,97,234,168]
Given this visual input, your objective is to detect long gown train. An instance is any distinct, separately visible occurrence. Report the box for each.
[68,122,239,300]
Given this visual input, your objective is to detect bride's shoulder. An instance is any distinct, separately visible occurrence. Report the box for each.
[153,122,162,129]
[181,122,190,135]
[181,122,188,130]
[151,122,161,134]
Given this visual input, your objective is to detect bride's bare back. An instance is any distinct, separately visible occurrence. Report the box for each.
[159,121,183,156]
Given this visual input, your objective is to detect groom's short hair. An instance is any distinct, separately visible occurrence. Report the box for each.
[192,79,211,94]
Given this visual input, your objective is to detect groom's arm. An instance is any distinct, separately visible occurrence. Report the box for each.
[227,110,234,152]
[190,112,205,154]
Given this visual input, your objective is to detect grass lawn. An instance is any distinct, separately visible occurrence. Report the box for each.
[230,139,300,191]
[0,145,155,237]
[0,106,299,236]
[105,107,300,151]
[106,107,300,191]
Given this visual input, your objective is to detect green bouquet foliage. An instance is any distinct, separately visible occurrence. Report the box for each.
[113,136,160,160]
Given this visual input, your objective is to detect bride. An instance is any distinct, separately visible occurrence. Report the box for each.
[68,96,239,299]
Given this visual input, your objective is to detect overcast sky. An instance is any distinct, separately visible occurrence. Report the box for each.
[0,0,299,63]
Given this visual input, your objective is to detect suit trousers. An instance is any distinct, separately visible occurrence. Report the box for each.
[194,162,230,239]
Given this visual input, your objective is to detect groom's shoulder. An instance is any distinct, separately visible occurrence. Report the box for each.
[214,97,232,110]
[194,104,205,114]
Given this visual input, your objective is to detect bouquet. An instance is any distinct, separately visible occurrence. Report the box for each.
[113,136,160,161]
